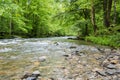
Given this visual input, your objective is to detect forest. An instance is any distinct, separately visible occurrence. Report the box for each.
[0,0,120,47]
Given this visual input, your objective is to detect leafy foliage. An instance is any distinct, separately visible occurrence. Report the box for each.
[0,0,120,47]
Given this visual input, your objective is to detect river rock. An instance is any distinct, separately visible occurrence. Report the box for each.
[33,61,40,66]
[116,64,120,68]
[96,70,107,76]
[76,78,82,80]
[116,69,120,74]
[32,70,41,77]
[63,54,69,57]
[26,77,36,80]
[106,69,116,75]
[54,42,59,45]
[10,56,17,60]
[21,73,32,79]
[106,64,116,69]
[48,77,55,80]
[110,60,119,64]
[113,56,119,60]
[32,70,40,75]
[102,60,109,67]
[38,56,47,62]
[69,46,77,49]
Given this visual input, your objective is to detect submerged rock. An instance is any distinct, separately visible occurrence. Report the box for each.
[38,56,47,62]
[69,46,77,49]
[33,61,40,66]
[63,54,70,57]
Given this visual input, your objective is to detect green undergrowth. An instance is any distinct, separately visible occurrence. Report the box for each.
[85,33,120,48]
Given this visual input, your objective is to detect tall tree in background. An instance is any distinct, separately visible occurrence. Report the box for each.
[113,0,116,24]
[91,0,97,35]
[103,0,112,27]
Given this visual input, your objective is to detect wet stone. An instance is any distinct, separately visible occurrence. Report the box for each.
[74,51,85,56]
[63,54,69,57]
[106,69,116,75]
[96,70,107,76]
[22,73,32,79]
[106,64,116,69]
[116,69,120,74]
[103,77,112,80]
[49,77,55,80]
[67,75,73,79]
[110,60,119,64]
[69,46,77,49]
[75,78,82,80]
[38,56,47,62]
[26,77,36,80]
[113,56,119,60]
[32,70,40,77]
[108,55,114,58]
[112,75,118,80]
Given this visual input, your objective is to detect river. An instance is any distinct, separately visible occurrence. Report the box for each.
[0,37,119,80]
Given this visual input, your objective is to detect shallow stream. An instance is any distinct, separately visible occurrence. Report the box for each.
[0,37,112,80]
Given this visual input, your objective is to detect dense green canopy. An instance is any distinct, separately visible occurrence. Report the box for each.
[0,0,120,47]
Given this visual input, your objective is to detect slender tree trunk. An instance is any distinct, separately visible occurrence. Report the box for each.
[107,0,112,18]
[103,0,113,27]
[107,0,112,26]
[113,0,116,24]
[103,0,109,27]
[91,5,97,35]
[9,19,12,38]
[83,9,88,36]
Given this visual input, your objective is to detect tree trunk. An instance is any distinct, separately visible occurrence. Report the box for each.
[113,0,116,24]
[103,0,109,27]
[107,0,112,26]
[103,0,113,27]
[91,5,97,35]
[83,9,88,36]
[9,19,12,38]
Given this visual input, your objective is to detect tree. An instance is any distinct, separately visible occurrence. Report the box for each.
[103,0,113,27]
[113,0,116,24]
[91,0,97,35]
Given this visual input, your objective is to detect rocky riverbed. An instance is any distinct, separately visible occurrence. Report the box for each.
[0,37,120,80]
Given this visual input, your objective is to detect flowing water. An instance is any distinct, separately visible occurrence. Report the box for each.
[0,37,110,80]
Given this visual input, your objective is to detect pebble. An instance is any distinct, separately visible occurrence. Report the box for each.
[96,70,106,76]
[69,46,77,49]
[113,56,119,60]
[38,56,47,62]
[32,70,40,77]
[106,69,116,75]
[116,69,120,73]
[110,60,119,64]
[106,64,116,69]
[63,54,69,57]
[22,73,32,79]
[26,77,36,80]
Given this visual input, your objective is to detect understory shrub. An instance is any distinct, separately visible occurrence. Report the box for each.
[85,34,120,47]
